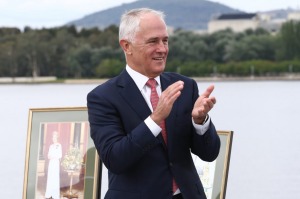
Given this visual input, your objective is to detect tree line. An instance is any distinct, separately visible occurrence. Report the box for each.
[0,20,299,78]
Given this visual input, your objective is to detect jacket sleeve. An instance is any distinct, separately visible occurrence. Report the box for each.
[87,88,160,174]
[190,79,221,162]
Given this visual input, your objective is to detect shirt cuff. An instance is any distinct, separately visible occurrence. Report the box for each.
[145,116,162,137]
[192,115,210,135]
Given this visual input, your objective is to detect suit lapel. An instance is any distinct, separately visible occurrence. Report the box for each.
[117,70,152,120]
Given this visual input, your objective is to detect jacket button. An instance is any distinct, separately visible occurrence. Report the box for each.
[169,162,173,167]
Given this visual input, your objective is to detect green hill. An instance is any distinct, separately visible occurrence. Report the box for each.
[67,0,242,30]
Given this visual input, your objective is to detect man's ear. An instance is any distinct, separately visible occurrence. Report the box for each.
[120,39,132,55]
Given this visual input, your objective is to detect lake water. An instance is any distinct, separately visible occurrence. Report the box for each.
[1,81,300,199]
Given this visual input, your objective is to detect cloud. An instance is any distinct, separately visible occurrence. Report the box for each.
[0,0,137,28]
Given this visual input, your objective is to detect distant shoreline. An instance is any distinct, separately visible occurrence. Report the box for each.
[1,75,300,84]
[64,75,300,84]
[191,75,300,82]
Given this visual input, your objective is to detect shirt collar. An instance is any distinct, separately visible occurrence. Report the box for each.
[126,65,161,91]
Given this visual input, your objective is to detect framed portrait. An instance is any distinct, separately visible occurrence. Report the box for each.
[23,107,99,199]
[192,130,233,199]
[97,131,233,199]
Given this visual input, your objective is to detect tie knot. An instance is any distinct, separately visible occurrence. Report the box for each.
[146,78,157,89]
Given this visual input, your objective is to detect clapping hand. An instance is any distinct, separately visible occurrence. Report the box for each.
[192,85,216,124]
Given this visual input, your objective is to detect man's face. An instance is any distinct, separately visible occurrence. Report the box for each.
[127,13,169,78]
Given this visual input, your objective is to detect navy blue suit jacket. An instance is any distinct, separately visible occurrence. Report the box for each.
[87,70,220,199]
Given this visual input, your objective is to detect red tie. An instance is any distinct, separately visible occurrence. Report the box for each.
[146,78,178,193]
[146,79,167,143]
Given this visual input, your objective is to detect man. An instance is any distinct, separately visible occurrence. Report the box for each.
[87,8,220,199]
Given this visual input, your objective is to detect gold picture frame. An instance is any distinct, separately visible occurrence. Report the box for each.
[23,107,99,199]
[98,131,233,199]
[192,130,233,199]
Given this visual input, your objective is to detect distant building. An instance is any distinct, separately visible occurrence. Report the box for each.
[288,12,300,21]
[207,12,294,34]
[208,13,260,33]
[259,18,286,34]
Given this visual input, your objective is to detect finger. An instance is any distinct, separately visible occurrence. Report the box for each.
[197,98,215,115]
[207,100,215,109]
[201,85,214,98]
[162,88,182,105]
[164,81,184,98]
[210,96,217,104]
[172,81,184,93]
[202,98,213,110]
[170,81,184,91]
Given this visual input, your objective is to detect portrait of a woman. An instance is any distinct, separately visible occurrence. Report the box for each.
[45,131,62,199]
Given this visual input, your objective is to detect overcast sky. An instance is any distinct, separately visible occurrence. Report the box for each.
[0,0,299,29]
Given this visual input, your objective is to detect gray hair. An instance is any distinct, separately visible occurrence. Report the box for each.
[119,8,166,42]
